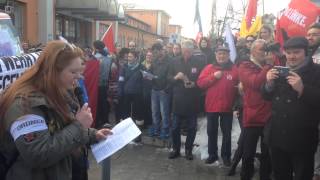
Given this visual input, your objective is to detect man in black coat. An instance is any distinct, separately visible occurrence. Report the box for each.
[262,37,320,180]
[167,40,206,160]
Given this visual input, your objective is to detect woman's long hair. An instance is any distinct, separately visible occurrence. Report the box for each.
[0,40,83,135]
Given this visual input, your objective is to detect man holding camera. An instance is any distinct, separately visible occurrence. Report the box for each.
[263,37,320,180]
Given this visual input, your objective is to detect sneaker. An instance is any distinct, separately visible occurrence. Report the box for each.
[223,158,232,167]
[168,150,180,159]
[185,150,193,160]
[205,156,218,164]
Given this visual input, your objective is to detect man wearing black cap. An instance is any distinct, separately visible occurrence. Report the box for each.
[263,36,320,180]
[197,46,238,166]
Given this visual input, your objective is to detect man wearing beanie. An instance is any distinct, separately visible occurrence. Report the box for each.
[262,36,320,180]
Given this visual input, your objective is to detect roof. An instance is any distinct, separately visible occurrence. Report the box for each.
[125,14,151,27]
[125,9,171,18]
[0,12,11,20]
[169,24,182,28]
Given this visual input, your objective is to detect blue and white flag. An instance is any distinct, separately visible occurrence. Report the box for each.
[224,24,237,63]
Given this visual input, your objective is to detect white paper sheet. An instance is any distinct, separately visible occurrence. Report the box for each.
[91,118,141,163]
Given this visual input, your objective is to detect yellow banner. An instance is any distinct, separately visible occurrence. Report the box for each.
[240,16,262,37]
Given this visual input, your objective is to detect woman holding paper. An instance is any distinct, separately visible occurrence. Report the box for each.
[0,40,112,180]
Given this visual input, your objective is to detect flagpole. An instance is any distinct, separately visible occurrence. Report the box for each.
[220,0,231,38]
[262,0,265,15]
[101,23,113,41]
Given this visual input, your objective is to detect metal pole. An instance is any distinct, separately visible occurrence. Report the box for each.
[101,157,111,180]
[262,0,265,15]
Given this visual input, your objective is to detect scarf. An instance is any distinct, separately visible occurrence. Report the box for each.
[128,61,139,70]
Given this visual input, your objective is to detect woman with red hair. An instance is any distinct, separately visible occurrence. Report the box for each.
[0,40,112,180]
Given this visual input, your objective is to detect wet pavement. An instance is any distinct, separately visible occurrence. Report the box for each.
[88,117,260,180]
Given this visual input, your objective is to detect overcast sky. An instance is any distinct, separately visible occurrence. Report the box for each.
[118,0,291,38]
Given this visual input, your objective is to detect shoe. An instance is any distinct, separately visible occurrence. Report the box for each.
[168,150,180,159]
[134,135,142,143]
[205,156,218,164]
[223,158,232,167]
[185,150,193,160]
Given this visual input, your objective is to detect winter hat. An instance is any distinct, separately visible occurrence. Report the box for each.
[215,45,230,52]
[283,36,309,53]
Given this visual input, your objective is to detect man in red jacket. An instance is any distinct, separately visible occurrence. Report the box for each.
[238,39,273,180]
[197,46,239,166]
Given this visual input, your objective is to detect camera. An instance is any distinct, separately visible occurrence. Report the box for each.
[274,66,290,77]
[264,42,281,52]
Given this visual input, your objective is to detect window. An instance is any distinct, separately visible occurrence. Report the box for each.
[55,17,62,36]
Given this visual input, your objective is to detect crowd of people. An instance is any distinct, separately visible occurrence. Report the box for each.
[0,21,320,180]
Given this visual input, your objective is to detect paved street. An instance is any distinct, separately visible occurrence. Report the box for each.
[88,117,261,180]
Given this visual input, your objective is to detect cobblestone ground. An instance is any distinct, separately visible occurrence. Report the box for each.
[88,117,260,180]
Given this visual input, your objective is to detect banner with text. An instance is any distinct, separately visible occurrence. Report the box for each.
[0,52,40,92]
[275,0,320,46]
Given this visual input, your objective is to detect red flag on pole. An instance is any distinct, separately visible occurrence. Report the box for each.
[83,60,100,127]
[101,23,116,54]
[245,0,258,29]
[275,0,320,46]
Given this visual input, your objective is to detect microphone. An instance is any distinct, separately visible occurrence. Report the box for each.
[74,86,85,107]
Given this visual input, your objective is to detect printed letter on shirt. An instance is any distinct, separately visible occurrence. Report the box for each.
[10,114,48,141]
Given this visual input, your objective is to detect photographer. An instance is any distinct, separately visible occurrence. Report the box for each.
[264,42,286,66]
[262,37,320,180]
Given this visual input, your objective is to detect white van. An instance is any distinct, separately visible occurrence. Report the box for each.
[0,12,23,57]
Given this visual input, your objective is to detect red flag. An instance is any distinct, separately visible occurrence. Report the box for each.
[101,24,116,54]
[83,60,100,127]
[275,0,320,46]
[245,0,258,28]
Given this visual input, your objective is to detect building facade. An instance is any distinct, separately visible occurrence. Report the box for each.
[0,1,181,50]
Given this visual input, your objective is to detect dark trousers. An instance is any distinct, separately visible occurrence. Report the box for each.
[123,93,144,120]
[95,86,110,128]
[115,96,125,122]
[72,148,88,180]
[231,110,244,168]
[143,92,152,127]
[270,147,314,180]
[171,114,197,151]
[207,112,233,159]
[241,127,272,180]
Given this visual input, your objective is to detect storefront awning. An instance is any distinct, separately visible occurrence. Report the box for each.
[56,0,124,21]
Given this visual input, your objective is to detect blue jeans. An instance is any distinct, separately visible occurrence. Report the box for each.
[207,112,233,159]
[171,114,197,151]
[151,90,170,135]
